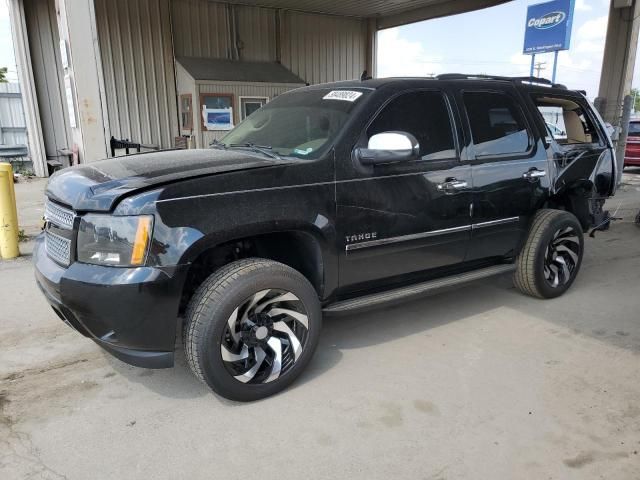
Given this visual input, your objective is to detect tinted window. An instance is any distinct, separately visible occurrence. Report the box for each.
[629,121,640,136]
[464,92,530,156]
[367,91,456,161]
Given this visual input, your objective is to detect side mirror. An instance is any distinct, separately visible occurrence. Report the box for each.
[355,131,420,166]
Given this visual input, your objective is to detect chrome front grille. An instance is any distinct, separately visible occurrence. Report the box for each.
[45,229,72,266]
[44,199,75,265]
[44,200,75,230]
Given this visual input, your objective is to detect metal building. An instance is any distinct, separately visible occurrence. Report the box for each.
[7,0,640,177]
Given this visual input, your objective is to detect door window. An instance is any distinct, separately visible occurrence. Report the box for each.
[532,96,600,145]
[464,91,531,156]
[367,91,456,161]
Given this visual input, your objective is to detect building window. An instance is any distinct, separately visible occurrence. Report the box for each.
[180,94,193,131]
[200,93,234,130]
[240,96,268,120]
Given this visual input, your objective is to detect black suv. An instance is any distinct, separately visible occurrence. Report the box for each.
[35,75,618,401]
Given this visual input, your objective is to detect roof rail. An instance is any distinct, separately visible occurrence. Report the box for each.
[434,73,567,89]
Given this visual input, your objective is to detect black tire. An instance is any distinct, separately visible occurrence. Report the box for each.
[514,209,584,299]
[184,258,322,401]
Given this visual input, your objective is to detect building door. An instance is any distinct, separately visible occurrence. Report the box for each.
[336,90,472,292]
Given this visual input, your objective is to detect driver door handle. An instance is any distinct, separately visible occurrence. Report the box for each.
[523,169,546,180]
[437,179,468,192]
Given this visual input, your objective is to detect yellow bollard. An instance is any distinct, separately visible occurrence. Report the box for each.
[0,163,20,259]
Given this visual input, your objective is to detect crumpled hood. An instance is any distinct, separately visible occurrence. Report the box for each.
[46,148,288,211]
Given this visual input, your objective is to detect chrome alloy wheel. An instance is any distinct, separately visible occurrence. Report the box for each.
[220,289,309,384]
[543,226,581,288]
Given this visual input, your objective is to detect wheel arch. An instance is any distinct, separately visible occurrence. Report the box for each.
[178,226,332,315]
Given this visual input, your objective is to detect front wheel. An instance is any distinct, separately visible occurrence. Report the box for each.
[184,258,322,401]
[514,209,584,299]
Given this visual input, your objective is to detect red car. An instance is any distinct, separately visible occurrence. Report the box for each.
[624,119,640,167]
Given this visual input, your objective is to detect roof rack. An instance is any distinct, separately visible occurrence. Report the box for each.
[434,73,567,89]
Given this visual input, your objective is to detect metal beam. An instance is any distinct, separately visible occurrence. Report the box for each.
[376,0,512,30]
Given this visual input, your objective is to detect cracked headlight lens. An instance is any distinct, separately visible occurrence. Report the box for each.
[77,215,153,267]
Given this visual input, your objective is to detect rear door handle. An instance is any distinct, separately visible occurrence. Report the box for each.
[523,169,546,180]
[437,179,468,192]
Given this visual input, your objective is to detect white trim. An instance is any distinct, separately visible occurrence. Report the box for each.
[239,95,269,120]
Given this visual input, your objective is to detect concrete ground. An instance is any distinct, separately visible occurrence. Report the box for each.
[1,174,639,480]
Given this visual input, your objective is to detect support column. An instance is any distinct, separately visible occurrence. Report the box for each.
[596,0,640,124]
[365,18,377,78]
[56,0,108,163]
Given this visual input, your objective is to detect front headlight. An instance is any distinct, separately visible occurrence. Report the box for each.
[77,215,154,267]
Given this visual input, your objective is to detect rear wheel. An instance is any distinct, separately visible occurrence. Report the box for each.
[514,209,584,299]
[184,258,321,401]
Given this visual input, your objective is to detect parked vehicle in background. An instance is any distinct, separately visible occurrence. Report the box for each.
[624,119,640,167]
[34,75,618,401]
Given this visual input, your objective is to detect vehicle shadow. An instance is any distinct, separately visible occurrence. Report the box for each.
[105,218,640,402]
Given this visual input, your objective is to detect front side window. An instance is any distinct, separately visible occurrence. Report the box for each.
[464,91,531,157]
[533,95,600,145]
[367,91,456,161]
[221,88,369,159]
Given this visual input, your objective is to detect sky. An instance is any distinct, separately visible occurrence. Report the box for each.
[0,0,17,82]
[376,0,632,99]
[0,0,636,97]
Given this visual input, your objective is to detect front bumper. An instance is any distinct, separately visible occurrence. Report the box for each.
[33,234,188,368]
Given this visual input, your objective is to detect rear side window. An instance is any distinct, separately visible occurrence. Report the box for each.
[532,95,600,145]
[464,91,531,156]
[367,91,456,161]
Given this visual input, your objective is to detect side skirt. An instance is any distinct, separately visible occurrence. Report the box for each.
[323,264,515,315]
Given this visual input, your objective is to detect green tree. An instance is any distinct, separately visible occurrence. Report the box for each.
[632,88,640,113]
[0,67,8,83]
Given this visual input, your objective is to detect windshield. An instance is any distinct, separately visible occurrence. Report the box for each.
[629,121,640,136]
[219,88,369,159]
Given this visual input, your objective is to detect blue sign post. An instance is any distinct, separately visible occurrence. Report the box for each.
[523,0,575,83]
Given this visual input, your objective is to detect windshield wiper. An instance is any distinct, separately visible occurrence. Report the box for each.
[229,143,281,160]
[209,139,227,150]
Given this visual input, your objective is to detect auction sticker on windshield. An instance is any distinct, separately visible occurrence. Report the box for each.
[323,90,363,102]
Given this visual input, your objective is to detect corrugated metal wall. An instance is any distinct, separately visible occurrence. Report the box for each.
[95,0,178,152]
[171,0,229,58]
[23,0,71,162]
[235,5,277,61]
[0,83,28,147]
[280,11,367,84]
[170,1,366,83]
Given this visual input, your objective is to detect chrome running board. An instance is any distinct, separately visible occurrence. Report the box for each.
[323,264,516,314]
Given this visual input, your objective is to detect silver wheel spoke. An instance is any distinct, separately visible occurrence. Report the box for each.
[227,307,240,343]
[254,292,299,313]
[265,337,282,383]
[268,307,309,329]
[555,245,578,264]
[234,347,266,383]
[554,235,579,245]
[549,264,560,287]
[240,290,271,322]
[554,256,570,284]
[221,343,249,362]
[273,321,303,361]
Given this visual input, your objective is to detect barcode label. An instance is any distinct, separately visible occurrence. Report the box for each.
[323,90,363,102]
